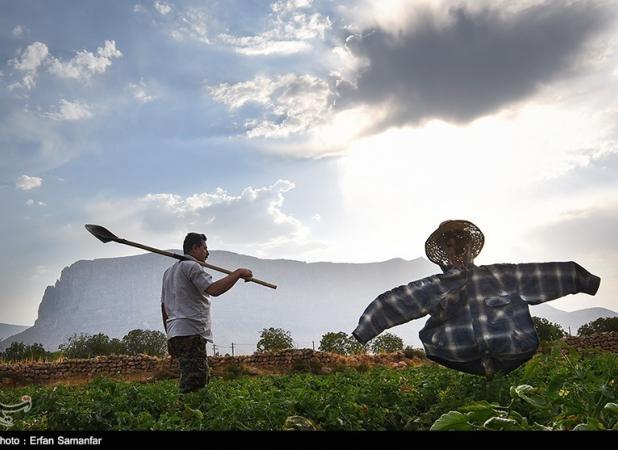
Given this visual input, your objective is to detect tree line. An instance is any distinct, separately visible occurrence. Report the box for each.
[1,317,616,362]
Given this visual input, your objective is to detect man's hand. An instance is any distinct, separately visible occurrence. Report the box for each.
[206,268,254,296]
[236,268,253,281]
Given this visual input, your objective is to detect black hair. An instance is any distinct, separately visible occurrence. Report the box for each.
[183,232,207,254]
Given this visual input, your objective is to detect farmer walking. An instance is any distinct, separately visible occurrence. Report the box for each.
[352,220,601,377]
[161,232,252,393]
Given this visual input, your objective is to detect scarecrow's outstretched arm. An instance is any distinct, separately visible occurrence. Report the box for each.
[487,261,600,305]
[352,275,442,344]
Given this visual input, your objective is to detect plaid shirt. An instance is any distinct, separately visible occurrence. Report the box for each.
[353,261,600,371]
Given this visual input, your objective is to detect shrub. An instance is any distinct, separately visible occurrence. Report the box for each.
[532,317,567,342]
[403,346,426,359]
[256,327,294,353]
[319,331,367,355]
[578,317,618,336]
[122,329,167,357]
[370,333,404,354]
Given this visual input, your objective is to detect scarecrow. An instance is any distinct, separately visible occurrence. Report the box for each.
[352,220,601,376]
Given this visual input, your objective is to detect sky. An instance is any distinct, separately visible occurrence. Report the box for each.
[1,0,618,326]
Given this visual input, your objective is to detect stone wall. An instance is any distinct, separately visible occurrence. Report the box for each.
[562,331,618,353]
[0,349,421,387]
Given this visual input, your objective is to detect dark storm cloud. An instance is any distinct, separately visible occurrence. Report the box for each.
[335,1,615,131]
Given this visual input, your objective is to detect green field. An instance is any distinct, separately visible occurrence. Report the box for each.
[1,345,616,431]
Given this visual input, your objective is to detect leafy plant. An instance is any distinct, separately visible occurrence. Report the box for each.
[578,317,618,336]
[319,331,367,355]
[256,327,294,353]
[532,316,567,342]
[369,333,404,354]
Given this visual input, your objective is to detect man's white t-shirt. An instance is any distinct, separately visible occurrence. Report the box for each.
[161,255,214,342]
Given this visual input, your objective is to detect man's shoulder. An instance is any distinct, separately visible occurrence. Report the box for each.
[163,260,194,277]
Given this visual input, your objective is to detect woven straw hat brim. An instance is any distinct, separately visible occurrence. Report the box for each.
[425,220,484,268]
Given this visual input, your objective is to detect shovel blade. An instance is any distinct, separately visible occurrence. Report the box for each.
[85,224,119,243]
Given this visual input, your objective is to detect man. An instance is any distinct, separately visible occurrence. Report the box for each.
[161,232,252,393]
[352,220,601,377]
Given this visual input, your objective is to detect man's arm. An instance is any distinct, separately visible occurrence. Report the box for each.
[489,261,601,305]
[161,303,168,333]
[352,276,440,344]
[206,269,253,297]
[160,281,168,333]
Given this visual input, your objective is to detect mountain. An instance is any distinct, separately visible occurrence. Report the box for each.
[1,252,615,354]
[0,323,30,343]
[528,304,618,335]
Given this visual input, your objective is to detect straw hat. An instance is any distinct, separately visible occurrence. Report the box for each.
[425,220,484,268]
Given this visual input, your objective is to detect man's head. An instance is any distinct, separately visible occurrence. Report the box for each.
[183,232,209,262]
[425,220,484,271]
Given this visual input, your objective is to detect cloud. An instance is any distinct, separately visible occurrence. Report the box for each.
[6,40,122,91]
[144,0,331,55]
[16,175,43,190]
[154,1,173,16]
[84,180,322,258]
[208,73,333,138]
[334,0,615,131]
[25,199,46,207]
[12,25,24,37]
[166,8,211,44]
[528,205,618,258]
[43,99,93,121]
[8,42,49,90]
[216,0,332,56]
[127,80,156,103]
[47,40,122,81]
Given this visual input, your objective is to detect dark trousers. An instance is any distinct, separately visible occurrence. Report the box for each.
[168,335,210,393]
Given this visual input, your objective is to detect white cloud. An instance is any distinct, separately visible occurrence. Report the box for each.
[8,42,49,90]
[44,99,93,121]
[26,199,47,207]
[12,25,24,37]
[31,265,49,280]
[207,73,391,156]
[154,1,173,16]
[47,40,122,81]
[152,0,330,55]
[84,180,322,258]
[216,0,331,55]
[208,73,332,138]
[168,9,211,44]
[128,80,156,103]
[16,175,43,190]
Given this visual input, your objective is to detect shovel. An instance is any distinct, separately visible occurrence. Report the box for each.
[85,224,277,289]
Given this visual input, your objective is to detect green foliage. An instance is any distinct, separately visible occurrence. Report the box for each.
[59,333,126,359]
[532,316,567,342]
[122,329,167,357]
[56,329,167,359]
[578,317,618,336]
[1,342,615,431]
[319,332,367,355]
[0,342,49,362]
[403,346,425,359]
[369,332,404,354]
[430,346,618,431]
[255,327,294,353]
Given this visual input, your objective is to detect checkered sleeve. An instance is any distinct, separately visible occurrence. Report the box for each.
[352,276,441,344]
[489,261,601,305]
